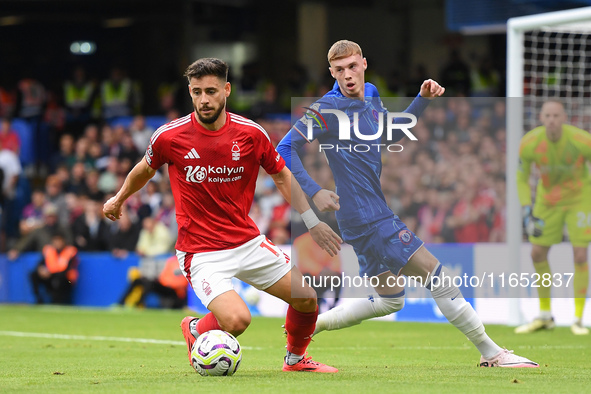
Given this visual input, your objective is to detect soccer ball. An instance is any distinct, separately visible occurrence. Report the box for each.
[190,330,242,376]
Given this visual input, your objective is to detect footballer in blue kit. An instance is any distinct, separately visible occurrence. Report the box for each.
[281,78,429,278]
[277,39,539,368]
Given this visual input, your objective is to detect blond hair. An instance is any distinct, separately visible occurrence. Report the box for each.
[327,40,363,64]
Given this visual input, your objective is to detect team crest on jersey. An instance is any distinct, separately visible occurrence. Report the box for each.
[399,229,413,245]
[372,109,379,122]
[232,141,240,161]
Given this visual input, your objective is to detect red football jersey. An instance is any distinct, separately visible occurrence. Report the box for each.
[145,112,285,253]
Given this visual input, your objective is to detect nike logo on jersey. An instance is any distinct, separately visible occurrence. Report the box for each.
[184,148,200,159]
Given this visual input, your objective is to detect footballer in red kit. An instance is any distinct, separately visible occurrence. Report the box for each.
[146,111,285,253]
[103,57,341,373]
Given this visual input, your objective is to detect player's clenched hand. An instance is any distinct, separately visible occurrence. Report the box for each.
[419,79,445,99]
[309,222,342,257]
[103,196,123,221]
[312,189,340,212]
[522,206,544,237]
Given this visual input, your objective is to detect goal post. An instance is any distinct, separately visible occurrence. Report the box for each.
[506,7,591,325]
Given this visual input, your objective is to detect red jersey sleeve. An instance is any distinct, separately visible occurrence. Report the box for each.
[256,128,285,175]
[145,129,170,170]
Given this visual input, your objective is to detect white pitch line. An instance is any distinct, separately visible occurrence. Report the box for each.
[1,331,586,352]
[0,331,261,350]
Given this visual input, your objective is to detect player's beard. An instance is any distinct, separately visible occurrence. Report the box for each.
[196,102,225,124]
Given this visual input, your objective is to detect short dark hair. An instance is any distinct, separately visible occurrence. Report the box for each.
[184,58,229,82]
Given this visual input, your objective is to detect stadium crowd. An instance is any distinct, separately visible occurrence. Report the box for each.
[0,51,507,258]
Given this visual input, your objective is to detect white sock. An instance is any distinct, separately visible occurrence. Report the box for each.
[314,293,405,335]
[428,263,502,359]
[540,310,552,320]
[285,351,304,365]
[189,319,199,338]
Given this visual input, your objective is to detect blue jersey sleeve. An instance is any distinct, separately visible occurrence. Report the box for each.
[277,99,336,198]
[277,127,323,198]
[389,94,431,142]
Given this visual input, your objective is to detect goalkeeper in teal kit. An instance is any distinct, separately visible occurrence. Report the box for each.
[277,40,538,368]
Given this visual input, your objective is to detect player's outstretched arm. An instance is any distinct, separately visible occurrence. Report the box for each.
[103,158,156,221]
[419,79,445,99]
[271,166,342,256]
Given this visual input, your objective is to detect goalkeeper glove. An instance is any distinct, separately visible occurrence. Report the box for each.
[522,206,544,237]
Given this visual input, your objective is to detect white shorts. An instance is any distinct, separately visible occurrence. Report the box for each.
[176,234,292,308]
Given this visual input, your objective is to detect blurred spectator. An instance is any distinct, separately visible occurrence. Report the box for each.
[83,123,100,144]
[43,90,67,141]
[67,162,88,194]
[0,139,22,202]
[73,136,93,168]
[0,118,21,154]
[406,64,429,96]
[100,66,140,121]
[136,216,173,257]
[71,197,109,251]
[0,78,16,118]
[118,132,140,163]
[8,203,73,259]
[129,115,154,153]
[440,49,471,96]
[470,56,501,97]
[105,205,141,258]
[15,71,46,121]
[100,124,121,158]
[81,169,105,202]
[417,188,454,243]
[45,174,70,227]
[154,192,176,241]
[49,134,77,172]
[250,82,283,119]
[141,181,162,214]
[165,108,181,123]
[98,157,119,195]
[157,67,183,115]
[29,231,78,305]
[447,180,494,243]
[118,256,187,309]
[63,66,97,136]
[19,189,47,237]
[249,201,268,235]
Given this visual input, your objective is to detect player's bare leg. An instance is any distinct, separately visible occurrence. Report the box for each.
[572,246,589,335]
[515,245,555,333]
[180,290,250,363]
[403,246,538,368]
[313,271,405,335]
[265,267,338,373]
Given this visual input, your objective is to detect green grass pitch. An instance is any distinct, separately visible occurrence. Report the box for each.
[0,304,589,393]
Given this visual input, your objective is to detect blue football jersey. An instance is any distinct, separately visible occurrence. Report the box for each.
[277,82,429,229]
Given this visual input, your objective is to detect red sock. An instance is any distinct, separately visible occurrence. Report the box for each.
[285,305,318,355]
[196,312,222,335]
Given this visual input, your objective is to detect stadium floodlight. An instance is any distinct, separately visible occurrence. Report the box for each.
[507,7,591,325]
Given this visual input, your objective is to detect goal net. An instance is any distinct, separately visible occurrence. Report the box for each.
[523,28,591,131]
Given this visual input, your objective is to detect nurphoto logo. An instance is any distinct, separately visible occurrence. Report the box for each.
[302,106,418,153]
